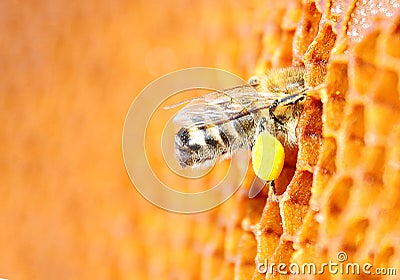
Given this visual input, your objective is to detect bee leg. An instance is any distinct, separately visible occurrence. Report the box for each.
[269,180,281,202]
[269,93,306,124]
[269,99,285,126]
[251,116,271,150]
[279,93,306,106]
[268,180,280,202]
[256,115,279,138]
[257,116,267,133]
[270,180,276,195]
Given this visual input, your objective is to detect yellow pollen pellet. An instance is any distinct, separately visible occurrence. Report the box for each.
[251,131,285,181]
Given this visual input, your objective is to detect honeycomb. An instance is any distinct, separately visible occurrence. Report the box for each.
[151,0,400,279]
[232,0,400,279]
[142,0,400,279]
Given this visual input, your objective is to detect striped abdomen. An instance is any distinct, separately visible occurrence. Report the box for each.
[175,114,258,168]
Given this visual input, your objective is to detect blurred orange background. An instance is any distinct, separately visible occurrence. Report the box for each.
[0,0,270,278]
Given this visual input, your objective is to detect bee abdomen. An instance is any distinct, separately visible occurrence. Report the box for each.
[175,117,256,168]
[204,125,229,148]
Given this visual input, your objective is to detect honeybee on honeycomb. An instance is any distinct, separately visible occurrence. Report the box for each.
[169,67,311,181]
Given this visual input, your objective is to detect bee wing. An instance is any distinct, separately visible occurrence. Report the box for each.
[172,85,274,128]
[163,85,251,110]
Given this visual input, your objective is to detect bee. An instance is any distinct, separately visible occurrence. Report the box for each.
[170,67,309,169]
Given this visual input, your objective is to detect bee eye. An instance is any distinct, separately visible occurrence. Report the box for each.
[252,131,285,181]
[248,76,260,86]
